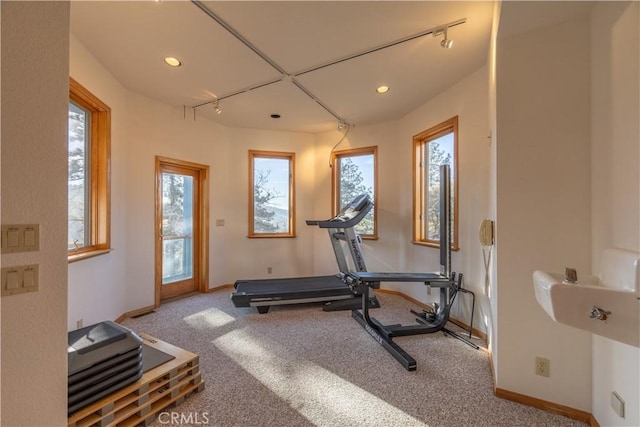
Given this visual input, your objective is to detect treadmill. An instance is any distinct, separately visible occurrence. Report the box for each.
[231,194,378,313]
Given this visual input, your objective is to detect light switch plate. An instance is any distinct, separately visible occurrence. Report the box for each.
[6,271,19,289]
[1,265,39,297]
[7,229,19,247]
[1,224,40,253]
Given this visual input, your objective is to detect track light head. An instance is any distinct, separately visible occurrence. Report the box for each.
[434,26,453,49]
[212,100,222,114]
[337,121,348,131]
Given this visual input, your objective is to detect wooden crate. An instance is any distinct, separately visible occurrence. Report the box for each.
[68,333,205,427]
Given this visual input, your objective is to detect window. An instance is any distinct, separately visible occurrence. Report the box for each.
[68,77,111,261]
[331,146,377,239]
[249,150,295,237]
[413,117,458,250]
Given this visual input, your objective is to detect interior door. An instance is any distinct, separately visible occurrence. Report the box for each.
[156,161,202,302]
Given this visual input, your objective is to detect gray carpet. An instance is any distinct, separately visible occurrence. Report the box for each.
[121,291,588,427]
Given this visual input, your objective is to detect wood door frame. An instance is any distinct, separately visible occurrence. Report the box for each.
[155,156,209,307]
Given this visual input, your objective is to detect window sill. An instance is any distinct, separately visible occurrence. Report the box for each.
[412,240,460,252]
[68,248,113,263]
[247,234,297,239]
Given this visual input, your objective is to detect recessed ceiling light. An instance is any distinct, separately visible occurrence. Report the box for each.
[376,85,389,94]
[164,57,182,67]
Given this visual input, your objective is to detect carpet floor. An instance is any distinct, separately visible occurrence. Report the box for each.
[121,290,588,427]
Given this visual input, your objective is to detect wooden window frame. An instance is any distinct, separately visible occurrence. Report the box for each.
[248,150,296,238]
[412,116,459,251]
[68,77,111,262]
[331,146,378,240]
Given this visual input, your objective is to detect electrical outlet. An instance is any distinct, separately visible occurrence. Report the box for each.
[535,357,550,377]
[77,319,83,329]
[267,267,272,274]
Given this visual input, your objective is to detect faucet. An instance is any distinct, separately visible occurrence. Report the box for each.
[564,267,578,284]
[589,306,611,322]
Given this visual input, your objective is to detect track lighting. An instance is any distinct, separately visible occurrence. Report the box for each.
[434,27,453,49]
[188,8,466,126]
[212,100,222,114]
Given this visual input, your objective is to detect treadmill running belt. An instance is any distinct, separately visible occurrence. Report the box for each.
[234,275,349,293]
[232,275,352,308]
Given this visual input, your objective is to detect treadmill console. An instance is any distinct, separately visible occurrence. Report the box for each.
[306,194,372,229]
[332,193,369,222]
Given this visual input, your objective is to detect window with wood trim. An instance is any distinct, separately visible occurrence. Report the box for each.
[68,78,111,261]
[331,146,377,239]
[249,150,295,238]
[413,116,458,250]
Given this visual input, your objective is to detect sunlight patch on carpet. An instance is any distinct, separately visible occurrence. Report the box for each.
[213,328,429,427]
[183,308,236,330]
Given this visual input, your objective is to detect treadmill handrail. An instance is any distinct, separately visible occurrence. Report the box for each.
[350,271,453,285]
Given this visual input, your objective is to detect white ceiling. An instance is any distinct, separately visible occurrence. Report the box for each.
[70,1,495,134]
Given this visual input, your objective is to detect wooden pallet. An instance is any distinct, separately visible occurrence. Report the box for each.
[68,333,205,427]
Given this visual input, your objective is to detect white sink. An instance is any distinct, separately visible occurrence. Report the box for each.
[533,248,639,348]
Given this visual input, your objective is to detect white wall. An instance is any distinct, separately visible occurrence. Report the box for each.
[69,35,320,320]
[68,35,130,329]
[221,127,317,282]
[311,121,402,276]
[495,13,593,411]
[124,92,318,312]
[399,66,492,331]
[487,0,501,380]
[1,2,70,425]
[590,2,639,425]
[312,65,492,333]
